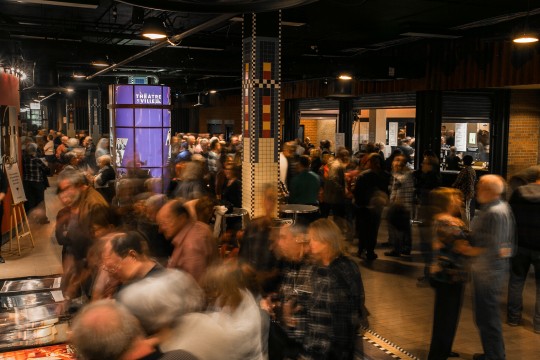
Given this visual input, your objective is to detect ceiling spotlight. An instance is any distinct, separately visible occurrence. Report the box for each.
[92,56,111,67]
[38,95,45,98]
[66,88,75,93]
[513,34,539,43]
[338,74,353,80]
[142,17,167,40]
[73,73,86,78]
[209,90,217,94]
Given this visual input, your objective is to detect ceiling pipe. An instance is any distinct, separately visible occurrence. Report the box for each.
[86,13,236,81]
[96,73,160,83]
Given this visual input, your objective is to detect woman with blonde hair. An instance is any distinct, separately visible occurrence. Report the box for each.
[427,187,479,360]
[307,218,366,359]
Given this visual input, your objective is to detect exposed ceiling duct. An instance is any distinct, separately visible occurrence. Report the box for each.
[117,0,318,13]
[86,13,236,80]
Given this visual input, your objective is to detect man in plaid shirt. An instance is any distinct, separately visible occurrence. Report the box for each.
[268,223,363,360]
[23,143,49,223]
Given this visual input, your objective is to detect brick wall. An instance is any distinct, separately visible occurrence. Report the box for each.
[507,90,540,178]
[300,119,318,144]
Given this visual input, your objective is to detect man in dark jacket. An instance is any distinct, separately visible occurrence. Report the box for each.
[508,167,540,333]
[354,153,390,260]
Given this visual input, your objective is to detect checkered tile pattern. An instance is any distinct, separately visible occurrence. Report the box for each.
[241,11,282,218]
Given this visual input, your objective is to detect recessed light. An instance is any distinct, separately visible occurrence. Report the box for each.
[338,74,353,80]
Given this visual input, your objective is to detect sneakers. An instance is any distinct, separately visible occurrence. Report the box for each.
[0,256,4,263]
[507,320,520,327]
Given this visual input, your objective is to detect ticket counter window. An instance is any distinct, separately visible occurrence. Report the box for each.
[440,122,490,172]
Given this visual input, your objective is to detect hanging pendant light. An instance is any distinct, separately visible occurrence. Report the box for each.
[513,0,538,43]
[142,17,167,40]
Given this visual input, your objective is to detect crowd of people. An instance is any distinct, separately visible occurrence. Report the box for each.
[1,127,538,360]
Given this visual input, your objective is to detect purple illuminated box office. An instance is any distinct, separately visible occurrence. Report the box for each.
[108,85,171,181]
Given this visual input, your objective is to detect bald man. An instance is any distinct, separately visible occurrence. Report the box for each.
[470,175,515,360]
[70,300,199,360]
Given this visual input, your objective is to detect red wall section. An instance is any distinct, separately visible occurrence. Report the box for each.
[0,73,20,106]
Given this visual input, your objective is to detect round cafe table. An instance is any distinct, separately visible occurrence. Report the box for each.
[279,204,319,223]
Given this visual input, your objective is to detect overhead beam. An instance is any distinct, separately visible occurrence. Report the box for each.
[86,13,236,80]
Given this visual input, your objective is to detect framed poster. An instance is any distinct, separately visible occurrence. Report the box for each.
[4,162,26,204]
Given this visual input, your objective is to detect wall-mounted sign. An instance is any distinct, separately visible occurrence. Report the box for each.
[388,122,398,146]
[455,123,467,152]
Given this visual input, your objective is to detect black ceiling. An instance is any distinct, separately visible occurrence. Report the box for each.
[1,0,540,102]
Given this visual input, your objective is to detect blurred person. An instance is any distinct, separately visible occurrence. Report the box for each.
[397,138,414,168]
[470,175,515,360]
[319,139,332,155]
[307,218,366,360]
[83,136,96,171]
[304,137,315,154]
[70,299,199,360]
[0,168,6,263]
[295,138,305,156]
[22,143,50,223]
[445,130,455,147]
[445,146,461,171]
[322,148,349,220]
[201,263,264,360]
[288,155,320,225]
[452,155,476,225]
[309,148,322,174]
[279,141,299,193]
[354,153,390,260]
[43,134,56,173]
[120,270,241,360]
[289,155,320,207]
[208,138,222,195]
[94,137,109,160]
[91,154,116,203]
[98,231,164,298]
[264,223,312,360]
[507,167,540,333]
[238,184,281,294]
[385,154,414,257]
[267,221,364,360]
[156,200,216,282]
[137,194,174,266]
[187,135,196,154]
[415,154,442,285]
[222,163,242,209]
[170,136,181,160]
[56,169,110,300]
[195,137,209,157]
[175,142,192,163]
[375,141,386,161]
[427,188,478,360]
[174,160,205,202]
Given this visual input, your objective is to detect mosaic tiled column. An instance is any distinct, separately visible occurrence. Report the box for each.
[242,11,281,218]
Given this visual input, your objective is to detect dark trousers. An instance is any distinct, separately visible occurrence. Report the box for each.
[356,206,382,256]
[23,180,45,214]
[428,280,464,360]
[387,204,412,253]
[472,260,508,360]
[507,246,540,331]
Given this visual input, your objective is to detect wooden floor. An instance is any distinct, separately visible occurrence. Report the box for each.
[1,178,538,359]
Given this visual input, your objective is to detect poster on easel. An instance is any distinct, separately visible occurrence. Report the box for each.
[4,162,26,204]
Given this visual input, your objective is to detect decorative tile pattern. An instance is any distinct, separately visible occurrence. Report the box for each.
[241,12,281,218]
